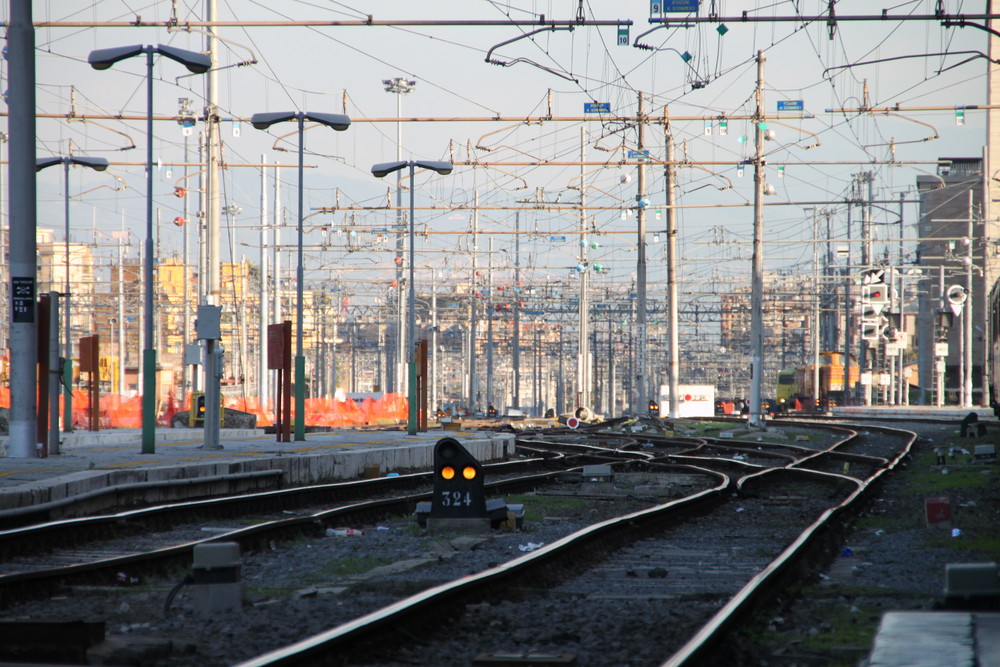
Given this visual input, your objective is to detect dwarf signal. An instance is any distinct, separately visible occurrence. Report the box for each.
[431,437,486,519]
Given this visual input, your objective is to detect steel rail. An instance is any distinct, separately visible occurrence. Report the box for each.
[663,425,917,666]
[0,467,571,604]
[233,463,731,667]
[0,456,551,550]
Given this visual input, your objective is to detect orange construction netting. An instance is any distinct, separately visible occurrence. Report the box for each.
[0,388,408,430]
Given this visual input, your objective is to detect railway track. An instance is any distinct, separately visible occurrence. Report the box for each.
[229,424,914,667]
[0,422,915,666]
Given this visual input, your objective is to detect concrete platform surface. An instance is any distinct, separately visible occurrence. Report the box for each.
[829,405,996,419]
[0,427,515,513]
[865,611,1000,667]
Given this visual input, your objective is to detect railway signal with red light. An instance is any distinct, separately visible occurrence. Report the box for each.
[861,284,889,317]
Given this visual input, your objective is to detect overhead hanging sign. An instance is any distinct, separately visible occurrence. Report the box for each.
[659,0,699,12]
[627,149,650,162]
[777,100,804,113]
[617,25,630,46]
[584,102,611,114]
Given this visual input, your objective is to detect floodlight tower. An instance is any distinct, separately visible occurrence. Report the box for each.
[383,77,417,396]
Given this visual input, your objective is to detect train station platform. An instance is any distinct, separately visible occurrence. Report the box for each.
[864,611,1000,667]
[0,426,516,517]
[830,405,996,420]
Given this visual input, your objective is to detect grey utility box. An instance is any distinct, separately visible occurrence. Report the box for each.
[190,542,244,614]
[195,305,222,341]
[944,562,1000,607]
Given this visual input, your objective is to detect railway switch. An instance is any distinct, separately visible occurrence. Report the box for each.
[415,437,518,530]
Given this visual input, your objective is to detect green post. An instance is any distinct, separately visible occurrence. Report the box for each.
[295,354,306,441]
[407,359,418,435]
[63,360,73,432]
[142,348,156,454]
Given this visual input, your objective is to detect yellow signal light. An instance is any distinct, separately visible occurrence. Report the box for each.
[462,466,476,480]
[441,466,456,480]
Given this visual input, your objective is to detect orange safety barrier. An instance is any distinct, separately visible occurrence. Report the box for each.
[0,386,410,430]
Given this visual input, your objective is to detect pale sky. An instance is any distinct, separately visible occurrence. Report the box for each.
[16,1,990,319]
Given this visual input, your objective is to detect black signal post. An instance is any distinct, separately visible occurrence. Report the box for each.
[431,437,486,519]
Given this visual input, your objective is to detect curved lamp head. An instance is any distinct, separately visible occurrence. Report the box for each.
[371,160,454,178]
[36,156,110,173]
[88,44,210,74]
[415,160,453,176]
[250,111,351,132]
[88,44,144,70]
[156,44,212,74]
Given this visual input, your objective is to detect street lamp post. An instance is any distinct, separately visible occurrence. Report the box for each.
[251,111,351,441]
[382,78,416,396]
[371,159,454,435]
[36,154,109,436]
[88,44,210,454]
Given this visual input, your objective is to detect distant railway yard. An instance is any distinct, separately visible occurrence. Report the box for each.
[0,415,995,666]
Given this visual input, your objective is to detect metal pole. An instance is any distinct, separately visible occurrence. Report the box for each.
[468,191,479,410]
[273,160,281,342]
[578,126,590,412]
[513,211,521,411]
[259,154,269,406]
[62,160,73,432]
[395,86,404,397]
[181,129,191,403]
[295,114,306,440]
[811,209,821,410]
[937,266,945,407]
[205,0,221,305]
[898,272,906,405]
[431,270,438,414]
[635,92,648,412]
[117,239,125,395]
[487,237,494,410]
[7,0,39,458]
[141,47,157,454]
[965,191,974,407]
[749,50,766,427]
[407,161,417,434]
[665,131,680,419]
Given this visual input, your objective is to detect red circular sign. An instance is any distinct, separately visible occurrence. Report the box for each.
[567,417,580,429]
[683,394,692,401]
